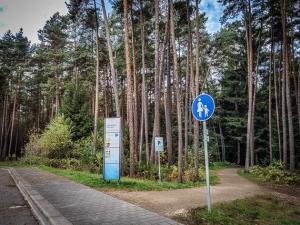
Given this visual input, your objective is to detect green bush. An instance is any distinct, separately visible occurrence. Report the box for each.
[20,156,47,165]
[182,166,206,183]
[73,130,104,154]
[135,161,160,180]
[183,168,196,183]
[44,158,81,170]
[23,128,42,157]
[21,119,105,173]
[78,150,102,173]
[72,132,104,173]
[134,161,207,183]
[249,163,300,185]
[40,115,73,159]
[19,156,81,170]
[135,161,174,181]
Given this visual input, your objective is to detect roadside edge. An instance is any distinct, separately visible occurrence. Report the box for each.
[5,167,72,225]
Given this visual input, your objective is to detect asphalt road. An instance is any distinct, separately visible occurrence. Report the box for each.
[0,168,39,225]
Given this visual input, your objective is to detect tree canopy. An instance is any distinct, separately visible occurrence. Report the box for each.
[0,0,299,177]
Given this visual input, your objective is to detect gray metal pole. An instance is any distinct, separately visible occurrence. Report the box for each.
[203,121,211,212]
[158,152,161,184]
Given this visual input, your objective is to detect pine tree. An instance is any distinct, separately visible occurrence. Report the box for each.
[37,13,70,116]
[60,83,93,140]
[0,29,31,160]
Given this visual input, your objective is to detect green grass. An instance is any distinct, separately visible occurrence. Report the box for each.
[0,161,35,168]
[0,162,218,191]
[38,165,219,191]
[192,194,300,225]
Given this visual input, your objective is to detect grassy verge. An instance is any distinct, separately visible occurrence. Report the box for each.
[237,167,300,186]
[192,194,300,225]
[0,161,35,168]
[1,162,219,191]
[38,165,219,191]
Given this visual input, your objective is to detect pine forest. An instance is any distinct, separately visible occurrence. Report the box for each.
[0,0,299,182]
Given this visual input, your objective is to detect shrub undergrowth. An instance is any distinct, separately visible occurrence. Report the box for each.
[19,117,235,184]
[241,161,300,185]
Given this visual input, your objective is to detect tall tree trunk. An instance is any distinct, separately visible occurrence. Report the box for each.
[286,49,295,173]
[274,46,282,161]
[124,0,135,177]
[139,0,149,163]
[15,100,21,156]
[170,0,183,183]
[50,98,54,120]
[281,46,287,171]
[219,121,225,162]
[156,10,169,166]
[130,3,139,160]
[8,93,17,157]
[193,0,200,179]
[269,33,273,165]
[93,0,100,152]
[0,94,8,160]
[291,34,297,113]
[143,76,149,163]
[165,26,173,168]
[250,16,263,166]
[151,0,161,164]
[244,2,254,173]
[184,53,189,169]
[1,95,10,161]
[2,122,11,161]
[37,89,41,132]
[280,0,294,172]
[298,60,300,131]
[237,141,241,165]
[212,122,221,162]
[184,0,191,170]
[91,87,95,115]
[290,24,298,134]
[159,58,170,167]
[104,73,109,117]
[14,126,19,156]
[55,72,59,116]
[139,89,144,161]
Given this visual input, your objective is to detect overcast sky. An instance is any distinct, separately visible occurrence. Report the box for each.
[0,0,68,44]
[0,0,223,45]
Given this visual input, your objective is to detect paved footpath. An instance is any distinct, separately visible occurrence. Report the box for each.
[0,168,39,225]
[3,167,182,225]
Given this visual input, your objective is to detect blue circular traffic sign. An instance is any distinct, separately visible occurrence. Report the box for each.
[192,94,215,121]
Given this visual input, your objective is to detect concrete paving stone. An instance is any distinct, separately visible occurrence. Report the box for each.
[11,167,182,225]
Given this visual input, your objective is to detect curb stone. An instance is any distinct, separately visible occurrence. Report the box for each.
[7,167,72,225]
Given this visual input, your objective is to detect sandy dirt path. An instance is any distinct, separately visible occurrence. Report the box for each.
[106,168,269,219]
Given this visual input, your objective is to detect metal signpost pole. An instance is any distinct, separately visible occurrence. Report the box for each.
[203,120,211,212]
[191,93,215,213]
[158,152,161,184]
